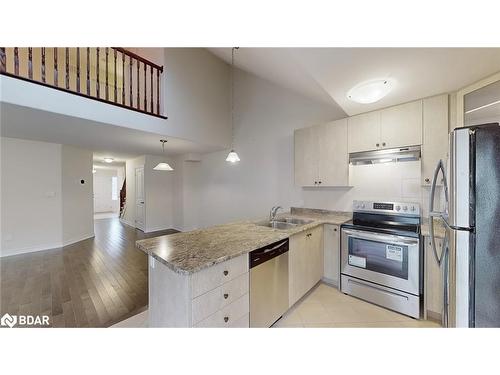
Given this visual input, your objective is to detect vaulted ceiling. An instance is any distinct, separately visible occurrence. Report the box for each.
[209,48,500,116]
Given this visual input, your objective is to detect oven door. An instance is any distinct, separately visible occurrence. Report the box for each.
[341,228,420,295]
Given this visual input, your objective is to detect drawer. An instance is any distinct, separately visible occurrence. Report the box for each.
[192,272,249,325]
[191,254,248,298]
[195,293,249,328]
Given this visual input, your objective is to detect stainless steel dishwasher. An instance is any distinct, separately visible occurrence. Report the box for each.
[249,239,289,328]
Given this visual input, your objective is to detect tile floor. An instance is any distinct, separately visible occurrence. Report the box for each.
[113,282,441,328]
[272,283,441,328]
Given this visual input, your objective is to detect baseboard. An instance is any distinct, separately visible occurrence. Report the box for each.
[321,277,339,288]
[62,233,95,247]
[145,225,176,233]
[1,233,95,258]
[426,310,442,323]
[120,218,136,228]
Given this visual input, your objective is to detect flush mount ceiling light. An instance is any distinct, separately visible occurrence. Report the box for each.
[347,79,395,104]
[153,139,174,171]
[103,157,114,163]
[226,47,241,164]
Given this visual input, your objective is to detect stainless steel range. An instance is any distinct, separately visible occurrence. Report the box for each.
[340,200,422,318]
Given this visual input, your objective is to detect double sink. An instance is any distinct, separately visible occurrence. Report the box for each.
[256,217,314,230]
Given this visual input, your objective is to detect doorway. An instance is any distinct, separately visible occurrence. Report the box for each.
[93,165,125,220]
[135,166,145,231]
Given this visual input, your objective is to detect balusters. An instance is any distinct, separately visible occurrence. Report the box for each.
[156,68,160,115]
[105,48,109,100]
[96,47,100,98]
[41,48,46,82]
[54,47,58,86]
[122,52,125,105]
[137,60,140,109]
[150,67,153,113]
[114,49,117,103]
[28,48,33,79]
[65,47,69,89]
[14,47,19,75]
[144,63,147,111]
[76,47,80,93]
[86,48,91,95]
[0,47,6,73]
[129,55,133,107]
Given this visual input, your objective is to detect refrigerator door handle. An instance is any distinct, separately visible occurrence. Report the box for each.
[429,159,449,265]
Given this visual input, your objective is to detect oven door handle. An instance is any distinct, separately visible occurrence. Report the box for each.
[341,228,419,245]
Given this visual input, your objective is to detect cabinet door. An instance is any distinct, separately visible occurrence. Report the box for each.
[307,225,324,289]
[347,111,381,153]
[380,100,423,149]
[422,95,449,186]
[323,224,340,286]
[294,126,319,187]
[425,236,444,318]
[318,119,349,186]
[288,232,308,307]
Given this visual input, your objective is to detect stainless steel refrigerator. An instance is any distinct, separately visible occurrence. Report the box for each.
[429,122,500,328]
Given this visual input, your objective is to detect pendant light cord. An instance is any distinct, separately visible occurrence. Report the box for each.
[231,47,239,150]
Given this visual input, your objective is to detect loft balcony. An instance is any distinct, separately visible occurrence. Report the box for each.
[0,47,166,119]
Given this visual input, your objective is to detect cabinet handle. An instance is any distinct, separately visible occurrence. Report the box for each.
[376,143,380,147]
[223,270,228,276]
[318,181,322,184]
[334,228,337,232]
[382,142,386,147]
[223,293,229,299]
[224,316,229,323]
[314,181,317,185]
[425,178,430,183]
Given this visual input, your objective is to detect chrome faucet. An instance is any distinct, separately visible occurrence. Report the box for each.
[269,206,283,221]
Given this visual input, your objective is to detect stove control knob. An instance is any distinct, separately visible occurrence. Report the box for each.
[395,205,401,211]
[361,203,365,209]
[403,206,408,211]
[410,206,416,212]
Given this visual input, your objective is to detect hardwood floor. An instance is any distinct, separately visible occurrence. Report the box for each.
[0,218,178,328]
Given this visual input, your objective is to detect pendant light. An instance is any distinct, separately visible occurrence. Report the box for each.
[153,139,174,171]
[226,47,241,163]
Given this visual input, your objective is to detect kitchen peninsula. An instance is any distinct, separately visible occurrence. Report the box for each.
[136,208,351,327]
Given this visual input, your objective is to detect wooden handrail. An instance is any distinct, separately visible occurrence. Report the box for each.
[0,47,166,118]
[112,47,163,72]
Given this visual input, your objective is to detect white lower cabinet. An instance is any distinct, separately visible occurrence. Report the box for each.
[424,236,444,320]
[323,224,340,286]
[289,226,324,307]
[148,254,249,328]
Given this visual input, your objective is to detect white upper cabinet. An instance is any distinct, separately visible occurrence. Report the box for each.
[422,94,449,186]
[294,119,349,187]
[380,100,423,149]
[347,111,381,153]
[348,99,423,153]
[294,126,319,187]
[318,119,349,186]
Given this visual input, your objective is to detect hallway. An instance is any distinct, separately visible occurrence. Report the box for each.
[0,219,178,327]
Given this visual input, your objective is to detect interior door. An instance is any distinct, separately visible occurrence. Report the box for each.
[135,166,145,231]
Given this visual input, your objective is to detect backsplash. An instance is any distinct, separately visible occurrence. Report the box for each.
[296,161,442,217]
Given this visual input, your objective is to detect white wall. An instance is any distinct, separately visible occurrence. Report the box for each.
[61,145,94,245]
[93,168,119,213]
[124,155,176,232]
[176,70,436,231]
[1,138,94,256]
[1,137,63,255]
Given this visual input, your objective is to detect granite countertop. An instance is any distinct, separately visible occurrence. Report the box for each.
[420,217,446,238]
[136,208,352,275]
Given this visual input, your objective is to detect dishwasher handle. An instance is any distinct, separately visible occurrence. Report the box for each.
[249,239,289,269]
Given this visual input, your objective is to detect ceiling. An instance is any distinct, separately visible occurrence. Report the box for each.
[209,48,500,116]
[1,103,221,162]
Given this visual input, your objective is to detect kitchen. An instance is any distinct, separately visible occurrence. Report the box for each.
[134,66,500,328]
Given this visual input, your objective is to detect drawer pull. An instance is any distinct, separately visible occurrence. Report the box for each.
[223,293,229,299]
[224,316,229,323]
[223,270,229,276]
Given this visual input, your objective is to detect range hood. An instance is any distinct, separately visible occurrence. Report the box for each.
[349,145,421,165]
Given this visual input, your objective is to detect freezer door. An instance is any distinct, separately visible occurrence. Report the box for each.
[473,123,500,327]
[449,128,471,229]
